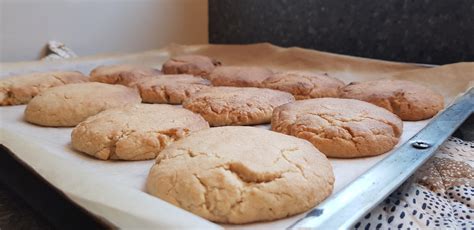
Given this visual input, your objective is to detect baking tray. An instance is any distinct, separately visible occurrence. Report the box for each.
[290,87,473,229]
[0,44,473,229]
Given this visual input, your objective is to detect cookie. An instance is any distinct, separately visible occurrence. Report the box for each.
[261,71,345,99]
[137,74,211,104]
[90,64,161,86]
[0,71,88,106]
[24,82,141,127]
[340,79,444,120]
[183,87,295,126]
[146,126,334,224]
[71,104,209,160]
[162,55,221,77]
[209,66,273,87]
[271,98,403,158]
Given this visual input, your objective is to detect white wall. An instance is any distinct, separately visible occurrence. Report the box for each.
[0,0,208,62]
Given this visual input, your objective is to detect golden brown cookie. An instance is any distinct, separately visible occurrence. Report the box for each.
[137,74,211,104]
[261,71,345,99]
[24,82,141,127]
[71,104,209,160]
[146,126,334,224]
[0,71,88,106]
[271,98,403,158]
[340,79,444,121]
[183,87,295,126]
[90,64,161,86]
[209,66,273,87]
[162,55,221,77]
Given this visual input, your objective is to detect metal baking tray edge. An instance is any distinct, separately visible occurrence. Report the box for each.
[290,87,473,229]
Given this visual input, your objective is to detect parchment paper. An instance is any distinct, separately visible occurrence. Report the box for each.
[1,44,473,229]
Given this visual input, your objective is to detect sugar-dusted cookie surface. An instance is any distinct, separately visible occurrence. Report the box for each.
[0,71,88,106]
[137,74,210,104]
[262,71,345,99]
[183,86,295,126]
[209,66,273,87]
[146,126,334,224]
[72,104,209,160]
[162,55,220,78]
[90,64,161,86]
[340,79,444,120]
[272,98,403,158]
[24,82,141,127]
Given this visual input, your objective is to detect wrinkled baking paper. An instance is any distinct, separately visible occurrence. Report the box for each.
[1,44,473,229]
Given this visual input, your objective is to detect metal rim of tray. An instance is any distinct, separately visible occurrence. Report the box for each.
[289,87,473,229]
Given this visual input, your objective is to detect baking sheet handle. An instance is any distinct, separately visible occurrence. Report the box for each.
[289,87,474,229]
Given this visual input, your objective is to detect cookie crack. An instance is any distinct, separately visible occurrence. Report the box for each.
[227,163,282,184]
[150,84,171,102]
[359,115,402,137]
[228,187,244,215]
[106,129,136,159]
[165,171,178,196]
[291,112,399,154]
[390,90,409,114]
[103,127,188,160]
[280,148,309,181]
[52,75,68,85]
[183,148,223,159]
[193,174,211,211]
[158,147,221,164]
[155,128,190,144]
[0,88,14,104]
[305,113,358,140]
[316,116,364,152]
[300,112,398,140]
[192,97,270,123]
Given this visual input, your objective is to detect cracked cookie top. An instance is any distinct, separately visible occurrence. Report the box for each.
[340,79,444,121]
[182,86,295,126]
[271,98,403,158]
[0,71,88,106]
[261,71,345,100]
[137,74,211,104]
[24,82,141,127]
[209,66,273,87]
[162,55,221,78]
[146,126,334,224]
[71,104,209,160]
[90,64,161,87]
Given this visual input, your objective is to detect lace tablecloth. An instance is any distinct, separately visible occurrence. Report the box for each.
[354,137,474,229]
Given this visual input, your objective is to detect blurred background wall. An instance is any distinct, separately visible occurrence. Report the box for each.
[2,0,472,64]
[209,0,474,64]
[0,0,208,62]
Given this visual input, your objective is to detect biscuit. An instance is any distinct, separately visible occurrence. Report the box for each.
[137,74,211,104]
[183,87,295,126]
[209,66,273,87]
[0,71,88,106]
[340,79,444,120]
[71,104,209,160]
[24,82,141,127]
[162,55,220,77]
[271,98,403,158]
[90,64,161,86]
[146,126,334,224]
[262,71,345,99]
